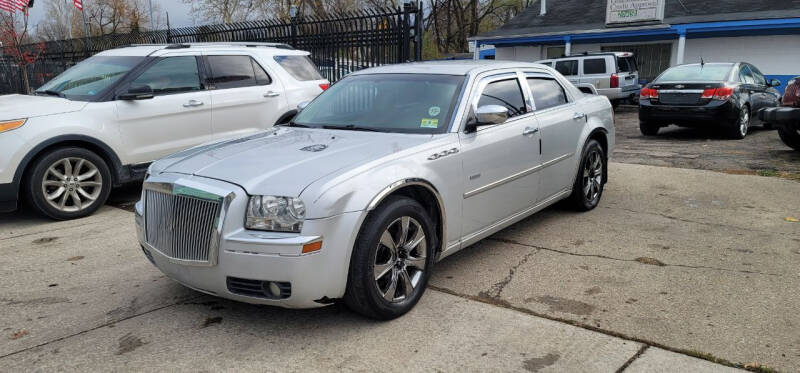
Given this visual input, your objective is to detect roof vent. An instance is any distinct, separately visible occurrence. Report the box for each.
[540,0,546,16]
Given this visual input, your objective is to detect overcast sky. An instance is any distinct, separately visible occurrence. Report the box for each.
[27,0,196,31]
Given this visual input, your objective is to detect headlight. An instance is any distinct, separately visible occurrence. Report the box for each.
[0,119,26,133]
[246,196,305,233]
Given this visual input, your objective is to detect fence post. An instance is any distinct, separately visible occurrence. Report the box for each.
[401,4,411,62]
[414,1,423,61]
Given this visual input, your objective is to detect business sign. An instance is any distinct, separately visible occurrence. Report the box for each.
[606,0,665,25]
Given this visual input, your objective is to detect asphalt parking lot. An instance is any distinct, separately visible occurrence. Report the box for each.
[2,111,799,372]
[613,107,800,177]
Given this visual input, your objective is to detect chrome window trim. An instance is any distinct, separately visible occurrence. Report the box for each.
[142,181,235,267]
[463,152,573,199]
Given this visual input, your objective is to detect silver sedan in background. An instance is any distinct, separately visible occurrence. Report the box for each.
[134,61,615,319]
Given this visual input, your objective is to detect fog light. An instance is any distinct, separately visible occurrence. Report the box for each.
[268,282,282,297]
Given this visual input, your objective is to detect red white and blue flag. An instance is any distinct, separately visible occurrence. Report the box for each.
[0,0,29,13]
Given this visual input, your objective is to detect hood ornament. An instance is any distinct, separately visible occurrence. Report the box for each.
[300,144,328,152]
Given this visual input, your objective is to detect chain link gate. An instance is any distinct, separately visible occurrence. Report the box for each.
[1,3,423,95]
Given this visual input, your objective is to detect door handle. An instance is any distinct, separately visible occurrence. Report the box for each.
[523,127,539,136]
[183,100,204,108]
[264,91,281,98]
[573,112,586,120]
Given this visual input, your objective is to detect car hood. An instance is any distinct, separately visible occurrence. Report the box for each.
[153,127,432,197]
[0,94,88,120]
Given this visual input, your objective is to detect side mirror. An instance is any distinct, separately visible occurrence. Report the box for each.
[769,79,781,87]
[297,101,310,111]
[465,105,509,133]
[118,85,154,100]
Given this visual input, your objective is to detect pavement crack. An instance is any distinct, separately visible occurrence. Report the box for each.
[428,285,759,373]
[615,345,649,373]
[488,237,785,277]
[478,249,536,299]
[600,205,800,239]
[0,294,203,360]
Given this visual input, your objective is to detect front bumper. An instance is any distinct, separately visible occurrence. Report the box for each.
[639,99,738,126]
[759,106,800,129]
[135,173,365,309]
[0,183,17,212]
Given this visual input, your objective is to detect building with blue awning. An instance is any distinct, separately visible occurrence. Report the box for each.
[470,0,800,92]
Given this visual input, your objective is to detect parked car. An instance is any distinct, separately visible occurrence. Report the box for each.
[639,62,781,139]
[0,42,328,220]
[537,52,640,106]
[759,77,800,151]
[134,61,615,319]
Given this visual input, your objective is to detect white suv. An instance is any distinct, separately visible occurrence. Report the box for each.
[0,42,328,220]
[537,52,640,106]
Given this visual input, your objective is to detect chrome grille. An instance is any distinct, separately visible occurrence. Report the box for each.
[144,189,221,263]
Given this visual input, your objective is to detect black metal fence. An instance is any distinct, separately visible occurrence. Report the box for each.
[1,4,423,95]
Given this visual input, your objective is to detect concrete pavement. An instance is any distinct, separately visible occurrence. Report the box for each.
[2,162,796,371]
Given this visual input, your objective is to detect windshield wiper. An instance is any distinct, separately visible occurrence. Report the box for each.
[322,124,383,132]
[35,89,65,98]
[280,122,311,128]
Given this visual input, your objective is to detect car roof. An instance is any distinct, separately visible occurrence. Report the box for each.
[351,60,548,76]
[539,52,634,61]
[95,42,302,57]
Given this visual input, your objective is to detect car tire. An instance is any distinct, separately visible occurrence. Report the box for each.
[568,139,606,211]
[26,147,112,220]
[729,105,750,139]
[639,121,660,136]
[778,125,800,151]
[344,196,437,320]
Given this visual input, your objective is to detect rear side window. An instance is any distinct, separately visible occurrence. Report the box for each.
[617,56,637,72]
[478,79,527,118]
[274,55,324,81]
[207,55,271,89]
[583,58,606,74]
[739,65,755,84]
[527,78,567,110]
[555,60,578,76]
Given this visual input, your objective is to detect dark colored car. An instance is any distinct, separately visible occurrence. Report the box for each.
[639,62,781,139]
[759,77,800,151]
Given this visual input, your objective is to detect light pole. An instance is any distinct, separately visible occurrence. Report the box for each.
[148,0,155,30]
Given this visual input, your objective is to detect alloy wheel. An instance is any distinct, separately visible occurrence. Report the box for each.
[582,150,603,203]
[373,216,427,303]
[739,107,749,137]
[41,157,103,213]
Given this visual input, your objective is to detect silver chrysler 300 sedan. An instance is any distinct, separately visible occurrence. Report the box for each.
[134,61,615,319]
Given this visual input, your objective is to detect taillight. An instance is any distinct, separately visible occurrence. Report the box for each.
[713,87,733,100]
[610,74,619,89]
[701,88,716,99]
[319,82,330,91]
[640,87,658,99]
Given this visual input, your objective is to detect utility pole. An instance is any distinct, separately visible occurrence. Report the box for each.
[80,0,90,55]
[148,0,155,30]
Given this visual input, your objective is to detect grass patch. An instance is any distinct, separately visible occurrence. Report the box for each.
[685,350,781,373]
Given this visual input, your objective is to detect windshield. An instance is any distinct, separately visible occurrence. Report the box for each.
[293,73,465,134]
[36,55,144,100]
[656,64,732,82]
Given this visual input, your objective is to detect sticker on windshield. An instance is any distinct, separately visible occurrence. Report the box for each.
[421,118,439,128]
[428,106,441,116]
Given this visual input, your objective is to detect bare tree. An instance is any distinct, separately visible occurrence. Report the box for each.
[1,12,45,93]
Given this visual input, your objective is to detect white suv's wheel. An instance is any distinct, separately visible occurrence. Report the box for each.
[27,147,112,220]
